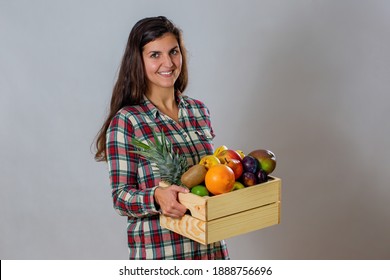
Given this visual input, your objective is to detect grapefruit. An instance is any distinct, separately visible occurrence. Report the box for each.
[205,164,235,195]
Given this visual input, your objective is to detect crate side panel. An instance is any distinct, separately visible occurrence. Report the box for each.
[207,177,281,221]
[159,214,207,245]
[207,202,280,244]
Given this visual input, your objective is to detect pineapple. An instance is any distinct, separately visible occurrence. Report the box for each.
[130,129,188,186]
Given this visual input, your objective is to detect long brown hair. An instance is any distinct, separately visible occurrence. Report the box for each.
[94,16,188,162]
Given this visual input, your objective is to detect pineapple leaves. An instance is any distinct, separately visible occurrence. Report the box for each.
[130,138,151,151]
[129,129,188,185]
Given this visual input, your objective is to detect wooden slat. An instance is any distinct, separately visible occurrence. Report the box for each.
[174,176,281,221]
[206,177,281,221]
[159,214,207,244]
[207,202,280,244]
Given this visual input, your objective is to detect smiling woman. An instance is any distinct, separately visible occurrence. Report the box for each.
[143,33,183,122]
[93,16,229,260]
[142,34,182,90]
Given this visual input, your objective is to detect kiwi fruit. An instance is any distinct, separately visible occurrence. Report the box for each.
[181,165,207,188]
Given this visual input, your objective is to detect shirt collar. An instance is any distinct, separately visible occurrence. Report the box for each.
[177,93,190,108]
[141,95,159,119]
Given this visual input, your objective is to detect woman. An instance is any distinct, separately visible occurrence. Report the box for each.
[95,16,229,260]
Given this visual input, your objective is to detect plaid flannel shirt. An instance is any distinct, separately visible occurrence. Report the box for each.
[106,94,229,259]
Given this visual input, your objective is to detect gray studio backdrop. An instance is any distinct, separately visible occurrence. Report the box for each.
[1,0,389,259]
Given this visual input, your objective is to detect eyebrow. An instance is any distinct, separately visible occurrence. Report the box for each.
[146,46,179,55]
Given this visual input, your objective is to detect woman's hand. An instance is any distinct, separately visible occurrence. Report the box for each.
[154,185,189,218]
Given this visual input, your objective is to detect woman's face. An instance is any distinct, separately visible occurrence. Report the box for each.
[142,33,182,94]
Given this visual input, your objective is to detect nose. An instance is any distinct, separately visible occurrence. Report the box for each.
[162,54,173,67]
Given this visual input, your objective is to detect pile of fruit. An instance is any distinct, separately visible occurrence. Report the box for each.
[129,131,277,197]
[181,145,277,197]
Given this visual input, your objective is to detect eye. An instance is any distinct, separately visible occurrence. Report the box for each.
[150,52,160,58]
[170,48,180,55]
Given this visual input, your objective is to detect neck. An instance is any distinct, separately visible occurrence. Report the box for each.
[146,87,176,107]
[146,88,179,122]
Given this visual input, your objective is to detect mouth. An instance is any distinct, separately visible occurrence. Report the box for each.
[158,70,174,77]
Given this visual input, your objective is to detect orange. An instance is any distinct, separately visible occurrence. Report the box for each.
[205,164,235,195]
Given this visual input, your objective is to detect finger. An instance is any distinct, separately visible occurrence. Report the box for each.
[162,203,187,218]
[170,185,189,193]
[161,208,186,219]
[169,201,187,214]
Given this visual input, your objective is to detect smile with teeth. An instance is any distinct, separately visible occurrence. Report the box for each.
[158,71,173,76]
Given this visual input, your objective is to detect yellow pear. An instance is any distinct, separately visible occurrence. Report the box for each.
[199,155,221,170]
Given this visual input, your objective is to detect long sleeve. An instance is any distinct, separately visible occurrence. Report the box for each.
[106,111,160,218]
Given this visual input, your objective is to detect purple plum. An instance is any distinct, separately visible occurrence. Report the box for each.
[256,169,268,184]
[241,172,257,187]
[242,155,259,173]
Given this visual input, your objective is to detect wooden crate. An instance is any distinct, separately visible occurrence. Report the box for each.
[159,176,281,245]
